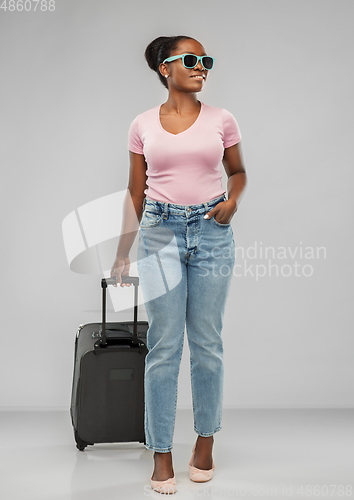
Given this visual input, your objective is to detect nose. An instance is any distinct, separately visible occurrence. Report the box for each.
[195,60,204,71]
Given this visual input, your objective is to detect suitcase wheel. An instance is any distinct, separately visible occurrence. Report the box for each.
[74,429,93,451]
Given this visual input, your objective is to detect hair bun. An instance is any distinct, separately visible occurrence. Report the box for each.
[144,35,193,89]
[144,36,169,71]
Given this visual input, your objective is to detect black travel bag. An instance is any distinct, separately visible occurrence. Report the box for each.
[70,275,148,451]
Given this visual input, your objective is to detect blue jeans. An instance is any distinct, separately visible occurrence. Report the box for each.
[137,193,235,453]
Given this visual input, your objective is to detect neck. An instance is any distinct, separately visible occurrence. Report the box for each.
[162,91,201,115]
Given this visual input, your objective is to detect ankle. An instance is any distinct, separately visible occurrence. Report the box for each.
[196,435,214,445]
[154,451,172,461]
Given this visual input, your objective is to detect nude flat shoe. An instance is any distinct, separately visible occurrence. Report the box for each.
[189,444,216,482]
[150,474,177,494]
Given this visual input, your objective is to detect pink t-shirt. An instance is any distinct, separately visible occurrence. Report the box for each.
[127,101,242,205]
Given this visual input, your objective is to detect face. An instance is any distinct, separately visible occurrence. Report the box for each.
[159,38,210,92]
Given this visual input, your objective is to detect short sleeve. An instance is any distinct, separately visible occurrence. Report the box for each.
[221,108,242,148]
[127,115,144,154]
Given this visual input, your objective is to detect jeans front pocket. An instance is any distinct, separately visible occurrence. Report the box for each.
[211,215,231,227]
[140,209,163,228]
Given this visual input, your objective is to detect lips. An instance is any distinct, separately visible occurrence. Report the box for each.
[191,74,205,80]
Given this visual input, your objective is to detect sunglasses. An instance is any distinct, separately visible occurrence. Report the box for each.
[162,53,215,71]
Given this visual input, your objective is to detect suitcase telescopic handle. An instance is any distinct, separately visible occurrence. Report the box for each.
[100,276,140,347]
[103,276,140,287]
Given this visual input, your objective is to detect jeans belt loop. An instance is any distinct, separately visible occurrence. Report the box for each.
[163,202,168,220]
[142,198,146,211]
[203,201,209,214]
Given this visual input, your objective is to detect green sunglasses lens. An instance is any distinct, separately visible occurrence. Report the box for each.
[183,54,214,70]
[183,55,198,68]
[202,57,213,70]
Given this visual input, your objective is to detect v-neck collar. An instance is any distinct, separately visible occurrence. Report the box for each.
[157,101,204,136]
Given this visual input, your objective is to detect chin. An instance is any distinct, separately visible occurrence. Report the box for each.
[189,81,205,90]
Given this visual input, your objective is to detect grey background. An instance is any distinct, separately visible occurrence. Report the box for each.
[0,0,353,410]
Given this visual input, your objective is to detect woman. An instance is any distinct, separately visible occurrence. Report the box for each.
[111,35,247,494]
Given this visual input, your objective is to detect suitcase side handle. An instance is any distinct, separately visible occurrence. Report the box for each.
[100,276,140,347]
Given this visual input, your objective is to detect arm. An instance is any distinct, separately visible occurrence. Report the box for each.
[205,142,247,224]
[111,151,148,286]
[223,142,247,205]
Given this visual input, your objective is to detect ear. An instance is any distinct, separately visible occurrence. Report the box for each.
[159,63,169,79]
